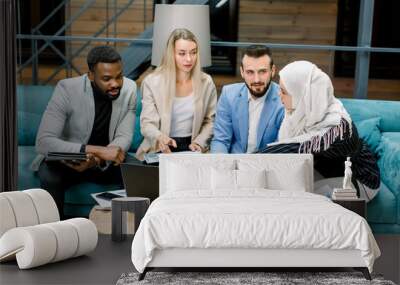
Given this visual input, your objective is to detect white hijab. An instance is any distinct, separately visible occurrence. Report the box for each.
[278,61,352,152]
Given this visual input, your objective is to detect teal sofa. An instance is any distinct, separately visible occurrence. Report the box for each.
[18,86,400,233]
[341,99,400,234]
[17,85,143,217]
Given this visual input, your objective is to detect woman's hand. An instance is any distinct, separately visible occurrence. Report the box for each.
[157,134,177,153]
[189,143,203,153]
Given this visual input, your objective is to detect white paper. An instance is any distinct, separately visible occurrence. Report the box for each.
[90,189,127,209]
[144,153,160,164]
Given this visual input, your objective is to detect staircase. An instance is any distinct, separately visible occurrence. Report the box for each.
[17,0,209,85]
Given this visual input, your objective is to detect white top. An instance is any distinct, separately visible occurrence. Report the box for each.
[247,91,267,153]
[169,93,194,137]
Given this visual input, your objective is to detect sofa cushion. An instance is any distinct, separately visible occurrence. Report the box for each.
[353,117,381,153]
[367,181,397,224]
[18,146,41,190]
[341,99,400,132]
[17,85,54,115]
[17,84,53,146]
[341,99,380,122]
[64,183,122,205]
[63,204,94,218]
[130,113,143,152]
[18,112,42,146]
[376,133,400,224]
[129,90,143,152]
[380,132,400,142]
[377,134,400,194]
[368,223,400,235]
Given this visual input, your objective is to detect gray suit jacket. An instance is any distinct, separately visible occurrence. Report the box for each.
[31,74,137,171]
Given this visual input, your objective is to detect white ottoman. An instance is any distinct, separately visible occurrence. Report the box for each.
[0,189,98,269]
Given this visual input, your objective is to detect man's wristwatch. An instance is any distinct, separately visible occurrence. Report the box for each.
[80,144,86,153]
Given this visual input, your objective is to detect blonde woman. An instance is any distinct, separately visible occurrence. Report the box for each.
[136,28,217,160]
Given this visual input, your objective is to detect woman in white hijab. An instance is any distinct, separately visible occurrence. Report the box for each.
[260,61,380,200]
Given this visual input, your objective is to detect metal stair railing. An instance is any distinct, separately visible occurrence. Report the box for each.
[17,0,206,84]
[16,0,386,99]
[15,34,400,100]
[17,0,82,84]
[17,0,140,85]
[44,0,137,85]
[30,0,82,83]
[17,0,96,75]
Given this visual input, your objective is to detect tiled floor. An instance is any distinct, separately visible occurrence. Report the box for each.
[1,234,398,285]
[373,235,400,284]
[0,235,134,285]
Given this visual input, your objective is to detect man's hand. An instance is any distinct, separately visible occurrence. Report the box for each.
[85,145,125,165]
[102,145,125,164]
[62,154,97,172]
[189,143,203,152]
[157,134,177,153]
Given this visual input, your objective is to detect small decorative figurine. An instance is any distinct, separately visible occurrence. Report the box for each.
[343,157,353,190]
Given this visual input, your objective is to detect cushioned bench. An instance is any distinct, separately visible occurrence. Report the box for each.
[0,189,97,269]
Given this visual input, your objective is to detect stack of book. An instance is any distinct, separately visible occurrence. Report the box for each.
[332,188,358,200]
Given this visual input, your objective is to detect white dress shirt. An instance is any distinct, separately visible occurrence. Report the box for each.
[169,93,194,137]
[247,91,267,153]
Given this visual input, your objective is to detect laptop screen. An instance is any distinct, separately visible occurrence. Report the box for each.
[120,163,159,201]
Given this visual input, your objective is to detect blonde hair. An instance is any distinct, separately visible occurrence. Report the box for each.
[155,28,202,108]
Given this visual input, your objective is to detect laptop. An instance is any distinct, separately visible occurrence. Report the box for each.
[120,162,159,201]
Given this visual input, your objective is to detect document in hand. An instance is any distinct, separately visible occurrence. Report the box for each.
[143,153,160,164]
[46,152,88,162]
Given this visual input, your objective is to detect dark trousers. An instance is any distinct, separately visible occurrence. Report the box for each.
[38,161,123,219]
[170,136,191,152]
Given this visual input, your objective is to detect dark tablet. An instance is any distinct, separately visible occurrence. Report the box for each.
[96,192,123,200]
[46,152,87,162]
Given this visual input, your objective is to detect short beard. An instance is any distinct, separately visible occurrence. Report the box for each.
[245,81,271,98]
[91,81,121,101]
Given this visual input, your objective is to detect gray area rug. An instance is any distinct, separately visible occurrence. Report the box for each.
[117,271,396,285]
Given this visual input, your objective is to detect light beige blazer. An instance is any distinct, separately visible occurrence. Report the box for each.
[136,71,217,160]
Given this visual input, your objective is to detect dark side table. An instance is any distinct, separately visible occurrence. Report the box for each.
[112,197,150,242]
[332,198,366,218]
